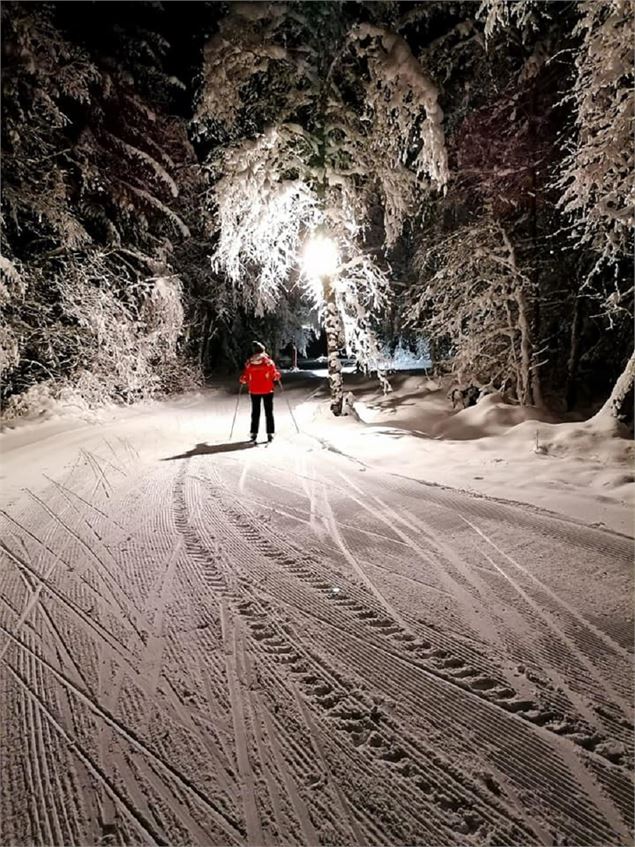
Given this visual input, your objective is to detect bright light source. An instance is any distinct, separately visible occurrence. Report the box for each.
[302,233,339,279]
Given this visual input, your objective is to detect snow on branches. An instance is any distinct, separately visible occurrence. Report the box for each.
[211,123,391,372]
[334,248,392,385]
[194,3,291,134]
[351,24,449,191]
[200,4,450,386]
[1,3,199,412]
[211,126,322,314]
[557,0,634,266]
[407,218,539,404]
[477,0,542,41]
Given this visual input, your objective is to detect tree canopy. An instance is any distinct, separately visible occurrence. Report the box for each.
[1,0,633,420]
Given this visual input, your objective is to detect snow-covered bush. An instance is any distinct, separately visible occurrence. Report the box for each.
[406,218,539,404]
[377,338,432,372]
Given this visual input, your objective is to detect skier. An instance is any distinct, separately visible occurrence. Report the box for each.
[240,341,281,443]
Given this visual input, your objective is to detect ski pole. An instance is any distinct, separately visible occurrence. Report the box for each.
[277,380,300,434]
[229,384,242,440]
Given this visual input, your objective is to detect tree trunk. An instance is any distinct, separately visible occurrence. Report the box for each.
[199,308,212,373]
[292,343,298,371]
[324,279,343,415]
[594,350,635,422]
[526,99,544,410]
[504,296,522,401]
[514,284,534,406]
[565,295,584,411]
[502,227,536,405]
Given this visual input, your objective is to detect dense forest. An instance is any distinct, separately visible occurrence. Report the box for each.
[1,0,633,419]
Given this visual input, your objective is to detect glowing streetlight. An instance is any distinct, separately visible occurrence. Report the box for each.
[301,232,339,280]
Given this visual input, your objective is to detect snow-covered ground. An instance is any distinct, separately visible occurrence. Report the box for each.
[300,373,635,537]
[1,375,633,846]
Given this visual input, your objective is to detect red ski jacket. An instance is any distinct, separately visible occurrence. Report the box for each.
[240,354,281,394]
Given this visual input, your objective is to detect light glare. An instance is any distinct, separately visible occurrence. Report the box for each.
[302,234,339,279]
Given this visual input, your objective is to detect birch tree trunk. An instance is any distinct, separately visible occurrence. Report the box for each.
[594,350,635,422]
[324,278,343,415]
[515,284,535,406]
[502,227,536,406]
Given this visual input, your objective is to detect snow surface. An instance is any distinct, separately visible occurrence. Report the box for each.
[1,375,633,845]
[297,374,635,537]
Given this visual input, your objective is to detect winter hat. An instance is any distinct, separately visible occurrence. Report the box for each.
[252,340,266,353]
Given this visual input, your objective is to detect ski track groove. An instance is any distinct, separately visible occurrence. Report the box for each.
[207,458,632,772]
[251,687,320,846]
[186,480,544,844]
[219,601,265,845]
[308,612,629,845]
[336,470,634,757]
[251,580,619,844]
[1,623,246,844]
[194,470,502,840]
[2,435,632,846]
[4,662,165,845]
[207,460,632,844]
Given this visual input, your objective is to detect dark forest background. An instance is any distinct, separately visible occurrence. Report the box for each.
[1,1,633,420]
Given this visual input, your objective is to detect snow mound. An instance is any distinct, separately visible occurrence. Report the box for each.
[528,416,635,466]
[434,393,558,441]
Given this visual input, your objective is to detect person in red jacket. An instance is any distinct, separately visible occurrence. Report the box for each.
[240,341,281,443]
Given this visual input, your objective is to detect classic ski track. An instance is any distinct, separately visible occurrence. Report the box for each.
[178,468,369,842]
[301,610,630,845]
[219,601,265,845]
[336,469,634,752]
[18,488,143,640]
[109,469,250,833]
[11,561,110,845]
[201,458,633,773]
[5,662,165,845]
[95,543,183,838]
[0,624,246,844]
[188,468,540,844]
[339,498,632,748]
[341,467,631,664]
[185,459,632,844]
[236,599,518,845]
[2,431,633,845]
[2,487,115,844]
[176,466,355,844]
[243,596,576,843]
[24,450,632,840]
[249,685,320,846]
[219,455,633,834]
[246,566,631,844]
[4,460,243,844]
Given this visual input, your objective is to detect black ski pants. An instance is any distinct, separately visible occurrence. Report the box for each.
[250,392,274,436]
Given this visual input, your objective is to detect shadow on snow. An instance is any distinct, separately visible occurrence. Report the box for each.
[161,441,256,461]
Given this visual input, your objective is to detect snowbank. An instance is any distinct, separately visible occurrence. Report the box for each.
[300,376,635,536]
